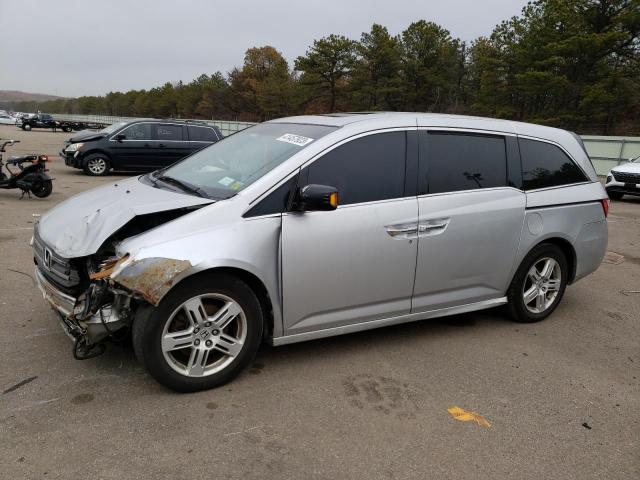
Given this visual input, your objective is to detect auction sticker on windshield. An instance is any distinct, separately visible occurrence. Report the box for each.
[276,133,314,147]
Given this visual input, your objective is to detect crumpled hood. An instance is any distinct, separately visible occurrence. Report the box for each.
[68,130,106,142]
[38,176,214,258]
[612,162,640,174]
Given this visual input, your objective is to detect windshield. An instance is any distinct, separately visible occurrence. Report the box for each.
[101,121,129,134]
[157,122,337,198]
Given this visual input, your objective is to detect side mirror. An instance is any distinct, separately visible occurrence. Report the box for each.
[294,184,338,212]
[115,134,126,142]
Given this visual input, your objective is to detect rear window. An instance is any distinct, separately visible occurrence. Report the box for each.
[519,139,588,190]
[188,126,218,142]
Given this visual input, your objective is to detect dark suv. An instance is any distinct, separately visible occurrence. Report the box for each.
[60,119,223,175]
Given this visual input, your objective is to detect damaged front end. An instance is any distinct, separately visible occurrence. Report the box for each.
[34,261,135,359]
[33,203,202,360]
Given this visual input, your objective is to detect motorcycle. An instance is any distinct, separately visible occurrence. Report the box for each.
[0,139,53,198]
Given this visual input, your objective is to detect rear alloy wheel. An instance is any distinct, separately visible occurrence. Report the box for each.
[23,124,32,131]
[507,244,568,323]
[133,273,263,392]
[83,154,110,176]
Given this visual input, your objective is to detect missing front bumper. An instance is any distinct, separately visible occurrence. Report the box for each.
[35,267,77,318]
[35,267,130,345]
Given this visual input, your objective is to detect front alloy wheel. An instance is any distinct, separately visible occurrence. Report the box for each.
[161,294,247,377]
[83,154,110,176]
[133,273,263,392]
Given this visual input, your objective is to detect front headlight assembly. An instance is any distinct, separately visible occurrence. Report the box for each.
[65,142,84,153]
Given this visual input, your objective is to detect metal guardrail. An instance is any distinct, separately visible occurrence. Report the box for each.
[50,113,255,136]
[48,114,639,175]
[581,136,640,176]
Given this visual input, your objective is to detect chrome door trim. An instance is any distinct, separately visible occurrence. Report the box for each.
[271,297,507,346]
[298,126,417,170]
[416,185,524,199]
[417,126,517,137]
[384,223,418,237]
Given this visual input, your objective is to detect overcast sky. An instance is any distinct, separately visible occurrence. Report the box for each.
[0,0,529,98]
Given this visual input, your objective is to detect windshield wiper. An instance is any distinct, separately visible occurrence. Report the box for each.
[157,175,207,198]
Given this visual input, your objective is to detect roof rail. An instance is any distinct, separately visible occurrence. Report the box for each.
[160,118,208,124]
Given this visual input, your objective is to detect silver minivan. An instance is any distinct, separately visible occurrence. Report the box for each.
[33,113,609,391]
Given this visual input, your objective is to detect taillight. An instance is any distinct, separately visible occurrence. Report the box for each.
[601,198,609,218]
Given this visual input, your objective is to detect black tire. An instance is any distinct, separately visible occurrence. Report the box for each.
[507,243,568,323]
[607,190,624,200]
[23,124,32,131]
[132,273,263,392]
[82,153,110,176]
[31,179,53,198]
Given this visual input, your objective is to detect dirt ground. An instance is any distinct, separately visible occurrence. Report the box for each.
[0,124,638,480]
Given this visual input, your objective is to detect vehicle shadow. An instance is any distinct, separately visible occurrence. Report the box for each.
[255,308,510,368]
[95,308,510,386]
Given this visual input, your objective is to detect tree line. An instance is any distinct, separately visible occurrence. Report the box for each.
[11,0,639,135]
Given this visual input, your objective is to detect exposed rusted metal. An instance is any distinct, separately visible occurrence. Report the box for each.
[89,254,130,280]
[112,257,192,305]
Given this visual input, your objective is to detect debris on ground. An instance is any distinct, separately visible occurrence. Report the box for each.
[447,406,492,428]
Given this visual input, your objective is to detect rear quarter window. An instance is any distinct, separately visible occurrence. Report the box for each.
[519,138,588,190]
[188,126,219,142]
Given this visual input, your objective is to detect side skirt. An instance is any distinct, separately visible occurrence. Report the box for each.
[270,297,508,346]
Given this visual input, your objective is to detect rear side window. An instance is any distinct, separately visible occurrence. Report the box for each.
[519,139,588,190]
[305,131,406,205]
[154,124,183,141]
[188,126,218,142]
[420,132,507,194]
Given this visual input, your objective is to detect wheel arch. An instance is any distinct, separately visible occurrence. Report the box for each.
[525,237,577,284]
[81,149,112,166]
[208,266,275,342]
[126,265,276,342]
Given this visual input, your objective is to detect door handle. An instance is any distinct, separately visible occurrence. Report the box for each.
[385,225,418,237]
[158,144,165,148]
[144,143,151,147]
[418,223,447,232]
[418,219,450,235]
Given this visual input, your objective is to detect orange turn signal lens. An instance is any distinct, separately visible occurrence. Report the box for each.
[329,192,338,208]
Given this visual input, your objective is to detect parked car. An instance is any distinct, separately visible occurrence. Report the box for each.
[605,155,640,199]
[33,113,608,392]
[60,119,223,175]
[0,113,14,125]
